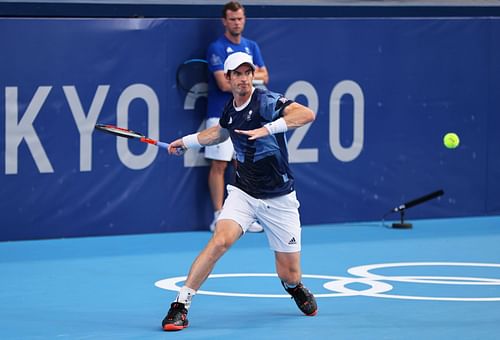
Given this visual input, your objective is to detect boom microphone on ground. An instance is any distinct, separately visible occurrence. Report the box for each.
[392,190,445,212]
[387,190,445,228]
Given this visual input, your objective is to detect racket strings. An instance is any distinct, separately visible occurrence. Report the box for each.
[95,124,143,139]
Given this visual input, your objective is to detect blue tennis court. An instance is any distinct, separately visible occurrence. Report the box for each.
[1,216,499,339]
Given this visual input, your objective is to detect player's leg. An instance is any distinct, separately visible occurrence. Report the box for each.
[275,250,301,284]
[275,251,317,316]
[258,190,317,316]
[162,185,256,331]
[185,219,243,289]
[162,219,243,331]
[202,185,260,285]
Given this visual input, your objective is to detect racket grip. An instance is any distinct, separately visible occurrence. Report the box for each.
[156,141,169,149]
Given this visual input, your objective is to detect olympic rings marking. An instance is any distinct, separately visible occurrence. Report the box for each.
[348,262,500,285]
[347,262,500,301]
[155,273,387,298]
[154,262,500,302]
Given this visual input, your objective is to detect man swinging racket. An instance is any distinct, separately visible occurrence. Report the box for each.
[162,52,317,331]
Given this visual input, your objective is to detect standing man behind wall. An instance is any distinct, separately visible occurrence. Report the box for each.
[206,1,269,232]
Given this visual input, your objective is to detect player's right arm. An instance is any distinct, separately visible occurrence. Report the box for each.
[198,124,230,146]
[168,125,230,155]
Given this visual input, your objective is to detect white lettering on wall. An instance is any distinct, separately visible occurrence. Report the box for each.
[5,86,54,174]
[329,80,364,162]
[183,83,209,167]
[64,85,109,172]
[2,80,365,174]
[116,84,159,170]
[285,80,319,164]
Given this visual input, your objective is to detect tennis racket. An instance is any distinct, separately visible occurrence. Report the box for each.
[95,124,185,154]
[176,58,208,95]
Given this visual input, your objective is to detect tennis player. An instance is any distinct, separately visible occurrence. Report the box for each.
[162,52,317,331]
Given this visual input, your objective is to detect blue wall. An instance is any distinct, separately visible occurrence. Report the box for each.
[1,17,499,241]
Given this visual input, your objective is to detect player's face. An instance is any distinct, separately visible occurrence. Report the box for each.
[228,64,254,97]
[223,9,245,37]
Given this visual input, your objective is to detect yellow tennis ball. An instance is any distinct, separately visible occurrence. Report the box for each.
[443,132,460,149]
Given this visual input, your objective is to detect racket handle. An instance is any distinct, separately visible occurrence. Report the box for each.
[157,141,185,155]
[156,141,169,149]
[139,137,183,154]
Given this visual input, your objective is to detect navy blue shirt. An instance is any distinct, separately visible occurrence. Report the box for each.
[219,88,294,199]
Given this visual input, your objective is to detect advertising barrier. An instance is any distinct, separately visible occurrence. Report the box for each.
[1,17,499,240]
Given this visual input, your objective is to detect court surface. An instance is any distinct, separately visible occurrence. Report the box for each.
[1,216,499,339]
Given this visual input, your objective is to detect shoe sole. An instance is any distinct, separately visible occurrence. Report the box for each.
[306,309,318,316]
[163,324,188,331]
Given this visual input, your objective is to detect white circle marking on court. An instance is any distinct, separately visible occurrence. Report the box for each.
[155,262,500,302]
[155,273,392,298]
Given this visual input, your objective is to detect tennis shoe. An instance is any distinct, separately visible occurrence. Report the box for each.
[162,302,189,331]
[282,282,318,316]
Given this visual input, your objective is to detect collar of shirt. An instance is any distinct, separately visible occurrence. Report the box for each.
[233,87,255,111]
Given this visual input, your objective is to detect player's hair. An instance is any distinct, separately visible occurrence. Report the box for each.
[222,1,245,18]
[226,65,255,78]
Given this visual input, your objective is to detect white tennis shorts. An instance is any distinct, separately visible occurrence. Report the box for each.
[204,117,234,162]
[218,185,302,253]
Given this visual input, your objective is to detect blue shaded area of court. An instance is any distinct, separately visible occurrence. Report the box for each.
[1,216,500,339]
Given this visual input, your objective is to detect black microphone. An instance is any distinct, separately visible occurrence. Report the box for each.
[393,189,444,212]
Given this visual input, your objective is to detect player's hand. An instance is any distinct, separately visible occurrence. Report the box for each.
[234,127,270,140]
[168,139,186,156]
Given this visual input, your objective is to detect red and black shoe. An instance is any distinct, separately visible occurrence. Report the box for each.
[162,302,189,331]
[282,281,318,316]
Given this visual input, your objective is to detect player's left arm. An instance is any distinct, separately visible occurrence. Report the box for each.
[235,102,315,140]
[281,102,315,129]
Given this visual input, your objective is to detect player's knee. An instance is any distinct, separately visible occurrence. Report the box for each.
[210,160,228,174]
[276,261,301,283]
[209,234,233,255]
[277,270,301,284]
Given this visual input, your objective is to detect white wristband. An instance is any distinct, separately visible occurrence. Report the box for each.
[264,117,288,135]
[182,133,202,149]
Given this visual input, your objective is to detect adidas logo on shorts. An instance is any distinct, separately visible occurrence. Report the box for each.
[288,237,297,245]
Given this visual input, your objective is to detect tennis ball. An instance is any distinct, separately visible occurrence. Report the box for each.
[443,132,460,149]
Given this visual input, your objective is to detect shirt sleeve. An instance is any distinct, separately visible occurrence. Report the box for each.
[259,91,293,122]
[206,42,225,73]
[219,99,233,129]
